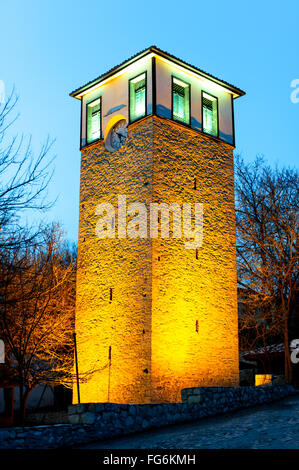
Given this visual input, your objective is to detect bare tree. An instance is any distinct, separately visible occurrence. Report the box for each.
[0,89,54,247]
[235,156,298,384]
[0,224,77,424]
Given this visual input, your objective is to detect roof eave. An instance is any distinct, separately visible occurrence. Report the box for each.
[70,47,153,99]
[70,46,245,100]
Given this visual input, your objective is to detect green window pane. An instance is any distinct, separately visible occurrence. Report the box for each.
[173,92,185,119]
[202,92,218,137]
[130,73,146,122]
[135,87,145,116]
[172,78,190,125]
[91,110,100,137]
[87,98,101,143]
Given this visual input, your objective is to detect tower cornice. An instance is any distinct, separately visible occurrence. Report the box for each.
[70,46,245,100]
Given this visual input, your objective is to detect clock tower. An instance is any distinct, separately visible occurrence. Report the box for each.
[70,46,245,404]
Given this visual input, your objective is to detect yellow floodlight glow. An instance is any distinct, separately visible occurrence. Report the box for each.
[74,51,239,100]
[75,53,154,99]
[157,55,236,96]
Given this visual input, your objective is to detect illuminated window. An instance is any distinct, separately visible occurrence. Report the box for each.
[129,73,146,122]
[172,77,190,125]
[87,98,101,144]
[202,92,218,137]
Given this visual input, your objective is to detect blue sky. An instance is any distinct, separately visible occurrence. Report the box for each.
[0,0,298,242]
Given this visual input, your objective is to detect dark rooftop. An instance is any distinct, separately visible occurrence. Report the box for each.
[70,45,245,99]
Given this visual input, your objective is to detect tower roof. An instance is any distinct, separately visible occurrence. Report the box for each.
[70,46,245,99]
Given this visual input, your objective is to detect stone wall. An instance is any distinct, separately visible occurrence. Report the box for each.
[0,385,297,449]
[151,116,239,402]
[75,117,154,404]
[74,114,239,404]
[24,410,69,426]
[180,384,295,408]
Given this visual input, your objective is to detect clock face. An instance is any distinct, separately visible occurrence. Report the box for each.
[110,121,127,150]
[105,118,127,152]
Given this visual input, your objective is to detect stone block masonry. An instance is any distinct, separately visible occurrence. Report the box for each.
[0,385,297,448]
[75,114,239,404]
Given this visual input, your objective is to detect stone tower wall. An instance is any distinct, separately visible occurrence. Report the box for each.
[151,117,239,402]
[74,118,154,404]
[74,115,239,404]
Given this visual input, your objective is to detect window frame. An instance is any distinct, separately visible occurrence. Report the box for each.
[128,71,147,124]
[86,96,102,145]
[171,75,191,126]
[201,90,219,138]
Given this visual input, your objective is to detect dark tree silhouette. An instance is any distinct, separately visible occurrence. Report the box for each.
[235,156,298,384]
[0,89,55,248]
[0,224,77,424]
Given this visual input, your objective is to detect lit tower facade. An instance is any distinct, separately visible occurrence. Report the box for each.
[70,46,245,404]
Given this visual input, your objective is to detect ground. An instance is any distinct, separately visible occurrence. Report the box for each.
[79,395,299,449]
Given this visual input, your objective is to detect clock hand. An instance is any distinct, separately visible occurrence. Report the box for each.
[116,131,124,141]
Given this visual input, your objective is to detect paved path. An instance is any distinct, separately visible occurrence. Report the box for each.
[80,395,299,449]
